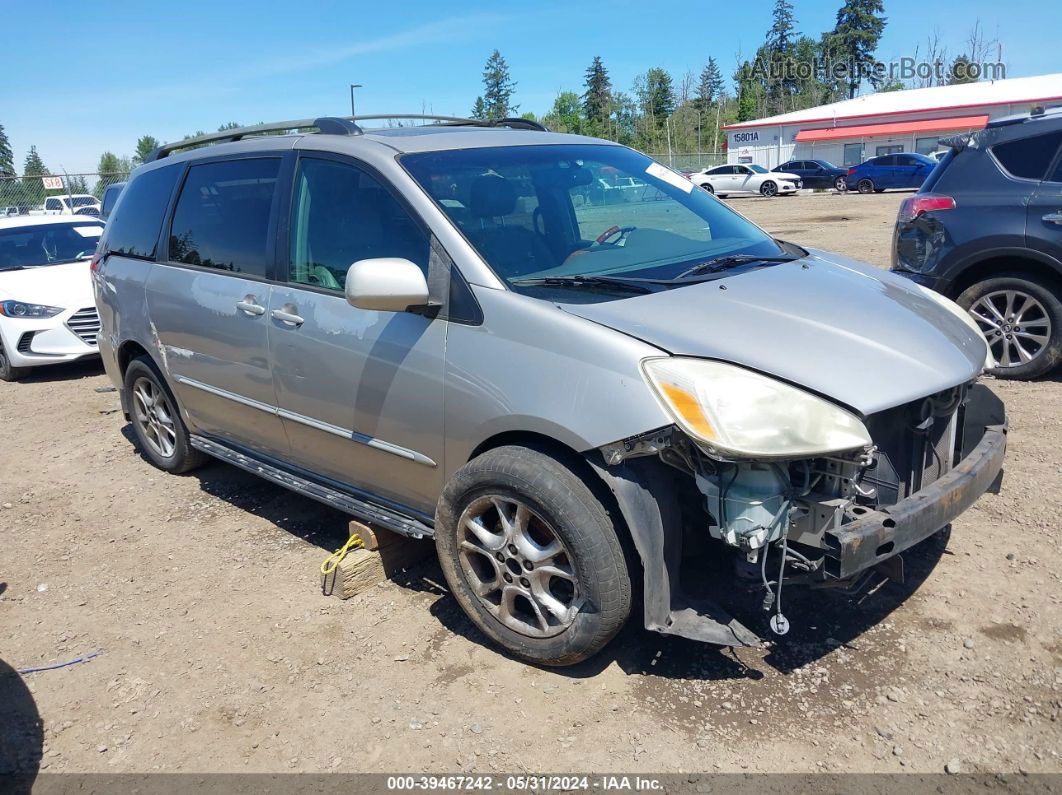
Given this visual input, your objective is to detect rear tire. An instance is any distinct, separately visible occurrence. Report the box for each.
[435,445,632,666]
[857,178,874,194]
[0,344,29,382]
[957,273,1062,379]
[124,356,208,473]
[700,182,715,194]
[834,176,847,192]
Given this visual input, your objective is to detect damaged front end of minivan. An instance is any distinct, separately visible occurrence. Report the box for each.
[590,362,1007,648]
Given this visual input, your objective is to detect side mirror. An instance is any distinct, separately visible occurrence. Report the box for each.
[345,258,430,312]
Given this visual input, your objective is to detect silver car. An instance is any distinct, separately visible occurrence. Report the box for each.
[94,116,1007,666]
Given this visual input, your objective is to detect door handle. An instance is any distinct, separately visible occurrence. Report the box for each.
[1043,212,1062,225]
[236,298,266,316]
[271,307,304,326]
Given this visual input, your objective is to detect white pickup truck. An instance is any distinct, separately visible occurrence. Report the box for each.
[43,194,102,216]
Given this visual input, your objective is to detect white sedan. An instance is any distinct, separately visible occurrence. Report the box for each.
[0,215,104,381]
[691,164,802,197]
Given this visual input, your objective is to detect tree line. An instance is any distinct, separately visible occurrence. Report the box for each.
[469,0,1001,155]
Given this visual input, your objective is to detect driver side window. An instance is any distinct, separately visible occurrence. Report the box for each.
[288,157,430,292]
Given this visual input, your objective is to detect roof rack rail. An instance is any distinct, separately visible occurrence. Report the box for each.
[145,113,548,163]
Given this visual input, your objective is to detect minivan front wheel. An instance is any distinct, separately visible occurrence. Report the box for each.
[435,445,631,666]
[958,274,1062,379]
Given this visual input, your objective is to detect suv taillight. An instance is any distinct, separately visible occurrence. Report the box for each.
[898,194,955,223]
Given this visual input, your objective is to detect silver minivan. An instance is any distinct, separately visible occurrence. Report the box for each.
[93,116,1007,666]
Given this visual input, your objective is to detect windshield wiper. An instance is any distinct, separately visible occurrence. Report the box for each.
[510,275,654,294]
[674,254,799,281]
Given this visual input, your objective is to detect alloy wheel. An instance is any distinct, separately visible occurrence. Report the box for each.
[760,181,777,197]
[131,377,178,458]
[834,176,847,191]
[456,495,581,638]
[969,289,1053,368]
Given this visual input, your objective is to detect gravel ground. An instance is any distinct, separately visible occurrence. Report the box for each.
[1,192,1059,776]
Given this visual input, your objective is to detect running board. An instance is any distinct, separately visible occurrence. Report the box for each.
[189,435,433,539]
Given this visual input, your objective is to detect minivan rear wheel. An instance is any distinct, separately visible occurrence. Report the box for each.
[435,445,631,666]
[124,356,208,473]
[957,274,1062,379]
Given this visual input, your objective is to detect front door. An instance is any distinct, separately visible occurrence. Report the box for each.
[145,156,289,456]
[267,153,446,515]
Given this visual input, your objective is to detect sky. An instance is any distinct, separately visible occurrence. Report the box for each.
[2,0,1060,173]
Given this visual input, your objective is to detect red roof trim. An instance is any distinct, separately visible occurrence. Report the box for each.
[794,114,989,141]
[721,92,1062,130]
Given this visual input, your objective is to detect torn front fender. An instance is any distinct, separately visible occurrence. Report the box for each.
[587,454,762,648]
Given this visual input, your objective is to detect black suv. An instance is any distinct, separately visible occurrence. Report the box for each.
[892,106,1062,379]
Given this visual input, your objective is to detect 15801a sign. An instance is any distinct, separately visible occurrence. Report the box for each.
[731,131,760,144]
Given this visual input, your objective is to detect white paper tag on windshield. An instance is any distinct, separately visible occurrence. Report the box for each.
[73,226,102,238]
[645,162,692,193]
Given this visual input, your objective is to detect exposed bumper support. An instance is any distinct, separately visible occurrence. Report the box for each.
[823,423,1006,579]
[588,455,763,648]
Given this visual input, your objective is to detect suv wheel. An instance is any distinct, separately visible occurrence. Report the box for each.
[759,180,778,197]
[124,356,208,473]
[834,176,847,192]
[435,445,631,666]
[857,178,875,194]
[958,274,1062,379]
[0,344,29,382]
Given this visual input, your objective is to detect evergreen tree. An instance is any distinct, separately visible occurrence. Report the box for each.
[217,122,242,131]
[582,56,612,126]
[22,146,49,205]
[480,50,517,120]
[948,54,978,84]
[697,57,725,108]
[764,0,799,114]
[766,0,797,53]
[133,135,161,165]
[735,65,759,123]
[96,151,123,176]
[471,96,487,120]
[0,123,14,178]
[638,68,676,120]
[823,0,887,98]
[67,175,90,194]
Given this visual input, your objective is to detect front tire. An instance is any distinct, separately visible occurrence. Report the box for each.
[0,344,29,382]
[435,445,632,666]
[759,180,778,197]
[124,356,207,473]
[957,274,1062,379]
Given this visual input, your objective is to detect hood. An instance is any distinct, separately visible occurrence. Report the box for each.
[771,171,801,180]
[560,250,986,416]
[0,261,95,310]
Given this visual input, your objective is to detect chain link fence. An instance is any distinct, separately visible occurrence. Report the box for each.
[649,152,727,172]
[0,172,130,217]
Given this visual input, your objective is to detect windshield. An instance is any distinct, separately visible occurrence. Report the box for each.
[0,222,103,269]
[749,165,768,173]
[402,144,782,298]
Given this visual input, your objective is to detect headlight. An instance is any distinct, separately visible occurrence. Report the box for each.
[0,300,63,318]
[911,283,992,370]
[642,358,872,459]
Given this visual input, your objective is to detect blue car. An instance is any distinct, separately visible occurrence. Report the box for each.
[847,152,936,194]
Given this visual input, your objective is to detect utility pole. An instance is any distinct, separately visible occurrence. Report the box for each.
[350,83,363,117]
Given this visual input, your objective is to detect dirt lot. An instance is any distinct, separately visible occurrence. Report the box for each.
[2,192,1060,776]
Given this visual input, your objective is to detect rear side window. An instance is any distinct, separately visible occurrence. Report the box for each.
[992,131,1062,180]
[105,165,181,259]
[168,158,279,276]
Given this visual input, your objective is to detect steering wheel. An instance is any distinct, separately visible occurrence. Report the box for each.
[593,225,636,246]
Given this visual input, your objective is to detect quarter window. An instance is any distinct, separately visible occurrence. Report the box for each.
[992,131,1062,181]
[105,164,181,260]
[288,157,429,292]
[168,158,280,276]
